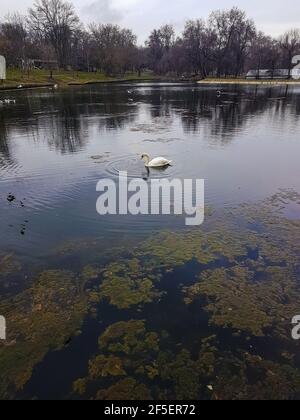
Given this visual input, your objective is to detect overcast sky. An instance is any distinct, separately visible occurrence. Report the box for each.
[1,0,300,43]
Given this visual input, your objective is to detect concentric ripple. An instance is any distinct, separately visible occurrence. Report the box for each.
[105,154,179,180]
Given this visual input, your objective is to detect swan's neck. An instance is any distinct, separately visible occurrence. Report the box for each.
[142,154,150,165]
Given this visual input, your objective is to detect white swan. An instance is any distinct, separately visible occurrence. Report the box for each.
[141,153,172,168]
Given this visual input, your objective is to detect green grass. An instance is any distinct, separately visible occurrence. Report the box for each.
[0,68,158,89]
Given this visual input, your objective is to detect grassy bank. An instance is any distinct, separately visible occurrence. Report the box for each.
[198,77,300,85]
[2,71,300,90]
[0,69,159,90]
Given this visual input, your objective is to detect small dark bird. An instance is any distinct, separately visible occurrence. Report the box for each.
[7,194,16,203]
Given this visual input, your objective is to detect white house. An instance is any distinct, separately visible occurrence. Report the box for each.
[0,56,6,80]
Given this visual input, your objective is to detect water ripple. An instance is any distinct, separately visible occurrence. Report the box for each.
[105,155,179,180]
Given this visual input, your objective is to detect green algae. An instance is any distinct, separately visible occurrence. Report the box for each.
[98,260,162,309]
[73,318,300,400]
[81,265,102,282]
[95,378,152,400]
[72,320,161,399]
[93,224,257,313]
[0,254,21,277]
[70,189,300,400]
[3,189,300,400]
[184,266,300,337]
[157,349,201,400]
[88,355,126,378]
[98,320,160,355]
[205,350,300,400]
[181,192,300,340]
[0,254,23,293]
[0,270,88,399]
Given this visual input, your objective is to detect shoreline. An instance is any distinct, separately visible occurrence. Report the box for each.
[0,77,191,92]
[198,79,300,86]
[2,76,299,92]
[0,83,54,92]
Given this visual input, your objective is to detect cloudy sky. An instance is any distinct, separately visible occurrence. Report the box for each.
[1,0,300,43]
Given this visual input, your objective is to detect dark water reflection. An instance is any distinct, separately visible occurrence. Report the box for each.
[1,83,300,258]
[1,83,300,400]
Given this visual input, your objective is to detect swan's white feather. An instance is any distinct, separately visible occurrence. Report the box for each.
[147,157,172,167]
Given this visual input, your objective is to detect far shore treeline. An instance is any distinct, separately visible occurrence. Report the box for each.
[0,0,300,78]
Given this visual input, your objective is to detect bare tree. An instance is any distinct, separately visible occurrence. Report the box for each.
[231,14,256,76]
[159,25,175,51]
[209,7,256,77]
[0,3,298,80]
[28,0,79,69]
[0,13,28,67]
[89,24,137,76]
[182,19,211,77]
[247,32,274,78]
[146,25,176,73]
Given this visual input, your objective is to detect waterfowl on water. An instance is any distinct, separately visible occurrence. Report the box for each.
[141,153,172,168]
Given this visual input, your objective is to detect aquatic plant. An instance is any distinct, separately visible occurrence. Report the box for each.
[88,355,125,378]
[81,265,102,282]
[0,254,21,277]
[98,320,160,355]
[0,270,88,399]
[72,320,161,399]
[4,189,300,400]
[95,377,152,400]
[184,266,273,336]
[183,196,300,341]
[157,349,201,399]
[98,260,162,309]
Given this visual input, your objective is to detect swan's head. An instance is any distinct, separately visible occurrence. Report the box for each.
[141,153,150,165]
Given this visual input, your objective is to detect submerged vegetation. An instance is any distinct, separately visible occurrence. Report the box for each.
[71,191,300,400]
[0,254,21,277]
[0,270,87,399]
[184,265,300,338]
[1,190,300,399]
[98,260,162,310]
[0,254,23,296]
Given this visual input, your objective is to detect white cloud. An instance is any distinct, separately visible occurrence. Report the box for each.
[80,0,123,24]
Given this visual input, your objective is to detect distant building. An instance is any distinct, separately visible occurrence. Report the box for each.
[0,56,6,80]
[31,59,59,70]
[20,58,59,71]
[246,69,300,79]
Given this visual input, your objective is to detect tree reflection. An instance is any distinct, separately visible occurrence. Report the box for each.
[0,84,300,164]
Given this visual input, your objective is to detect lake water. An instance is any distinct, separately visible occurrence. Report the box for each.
[1,83,300,400]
